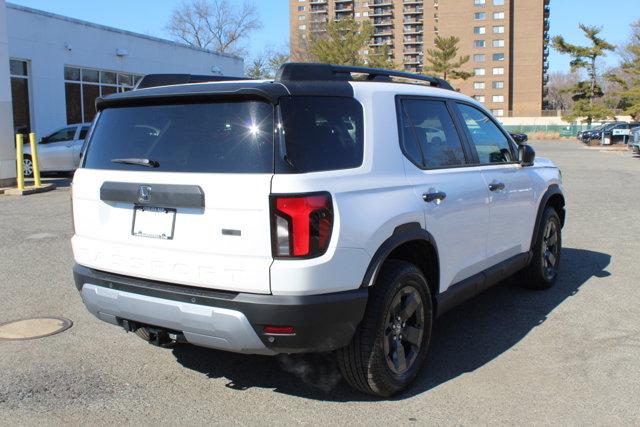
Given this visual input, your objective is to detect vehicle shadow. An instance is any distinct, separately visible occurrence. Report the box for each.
[171,247,610,401]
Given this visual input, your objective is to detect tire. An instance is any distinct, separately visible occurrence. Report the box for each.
[520,207,562,290]
[23,155,34,178]
[337,259,433,397]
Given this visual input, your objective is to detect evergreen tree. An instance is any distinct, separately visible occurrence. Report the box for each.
[309,19,371,66]
[552,24,616,124]
[423,35,472,81]
[308,19,393,68]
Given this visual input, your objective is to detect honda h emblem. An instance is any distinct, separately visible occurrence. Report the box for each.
[138,185,152,203]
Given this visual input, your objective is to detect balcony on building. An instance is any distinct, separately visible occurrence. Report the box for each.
[371,8,393,17]
[373,18,394,26]
[403,6,423,15]
[374,28,394,36]
[403,36,423,45]
[370,41,394,49]
[335,3,354,12]
[403,25,424,34]
[370,0,394,6]
[403,0,423,5]
[403,16,423,24]
[310,5,328,14]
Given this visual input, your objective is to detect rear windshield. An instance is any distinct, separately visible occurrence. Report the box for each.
[279,97,364,173]
[83,101,274,173]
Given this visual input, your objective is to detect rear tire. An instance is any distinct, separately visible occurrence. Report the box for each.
[337,260,433,397]
[519,207,562,290]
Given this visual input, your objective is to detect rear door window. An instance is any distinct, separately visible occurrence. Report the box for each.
[83,101,274,173]
[399,99,467,169]
[279,97,363,172]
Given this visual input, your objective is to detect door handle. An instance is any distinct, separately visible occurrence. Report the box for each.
[423,191,447,203]
[489,182,505,192]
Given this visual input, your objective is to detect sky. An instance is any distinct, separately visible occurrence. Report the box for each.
[6,0,639,73]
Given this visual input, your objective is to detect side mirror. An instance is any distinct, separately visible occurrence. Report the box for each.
[518,144,535,167]
[39,137,48,144]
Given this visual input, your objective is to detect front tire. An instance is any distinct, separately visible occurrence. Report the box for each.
[520,207,562,289]
[337,260,433,397]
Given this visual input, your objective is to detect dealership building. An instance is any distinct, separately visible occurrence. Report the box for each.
[0,0,244,186]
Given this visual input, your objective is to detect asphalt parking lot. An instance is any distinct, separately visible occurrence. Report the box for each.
[1,140,639,425]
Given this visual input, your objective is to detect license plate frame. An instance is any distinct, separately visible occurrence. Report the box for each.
[131,206,176,240]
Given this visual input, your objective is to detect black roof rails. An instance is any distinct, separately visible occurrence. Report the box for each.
[136,73,248,89]
[275,63,453,90]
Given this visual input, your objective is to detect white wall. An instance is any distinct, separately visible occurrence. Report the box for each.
[6,3,244,138]
[0,0,16,185]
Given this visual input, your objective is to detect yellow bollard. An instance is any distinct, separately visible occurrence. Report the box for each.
[15,134,24,190]
[29,132,42,187]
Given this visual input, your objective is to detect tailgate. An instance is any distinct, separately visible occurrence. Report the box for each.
[72,99,275,294]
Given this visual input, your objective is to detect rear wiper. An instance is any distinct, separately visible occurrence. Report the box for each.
[111,158,159,168]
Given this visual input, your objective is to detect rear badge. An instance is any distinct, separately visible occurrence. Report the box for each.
[138,185,152,203]
[221,229,241,236]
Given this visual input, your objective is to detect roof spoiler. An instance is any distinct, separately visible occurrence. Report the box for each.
[275,63,454,90]
[135,74,248,89]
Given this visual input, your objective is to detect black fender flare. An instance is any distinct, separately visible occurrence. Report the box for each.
[530,184,565,252]
[360,222,439,289]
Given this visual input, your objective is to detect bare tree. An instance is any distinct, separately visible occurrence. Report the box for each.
[545,71,581,110]
[166,0,262,56]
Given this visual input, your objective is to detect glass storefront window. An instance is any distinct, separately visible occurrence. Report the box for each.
[9,59,31,134]
[64,66,142,124]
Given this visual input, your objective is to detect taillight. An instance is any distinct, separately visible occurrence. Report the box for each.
[271,192,333,258]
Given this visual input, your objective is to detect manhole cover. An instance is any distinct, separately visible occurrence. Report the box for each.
[0,317,72,341]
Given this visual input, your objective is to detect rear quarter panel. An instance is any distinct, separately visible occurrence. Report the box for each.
[269,88,423,296]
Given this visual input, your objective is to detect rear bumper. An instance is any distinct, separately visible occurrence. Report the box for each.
[73,264,368,355]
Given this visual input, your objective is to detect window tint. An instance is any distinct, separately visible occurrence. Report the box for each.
[46,127,77,143]
[400,99,466,168]
[457,103,514,164]
[79,126,90,140]
[83,101,274,173]
[279,97,363,172]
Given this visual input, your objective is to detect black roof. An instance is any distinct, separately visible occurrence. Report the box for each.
[96,63,453,110]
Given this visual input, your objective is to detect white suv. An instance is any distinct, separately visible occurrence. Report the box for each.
[72,64,565,397]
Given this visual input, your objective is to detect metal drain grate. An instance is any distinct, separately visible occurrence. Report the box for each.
[0,317,72,341]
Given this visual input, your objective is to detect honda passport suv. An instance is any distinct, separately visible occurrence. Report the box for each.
[72,63,565,397]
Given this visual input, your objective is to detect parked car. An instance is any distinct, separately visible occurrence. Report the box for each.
[579,123,616,142]
[601,122,640,144]
[22,123,91,177]
[631,126,640,154]
[72,63,565,397]
[509,132,528,144]
[581,122,639,144]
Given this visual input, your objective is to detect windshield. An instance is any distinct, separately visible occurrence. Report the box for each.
[83,101,274,173]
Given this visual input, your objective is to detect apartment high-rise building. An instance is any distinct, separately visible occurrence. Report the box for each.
[289,0,551,116]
